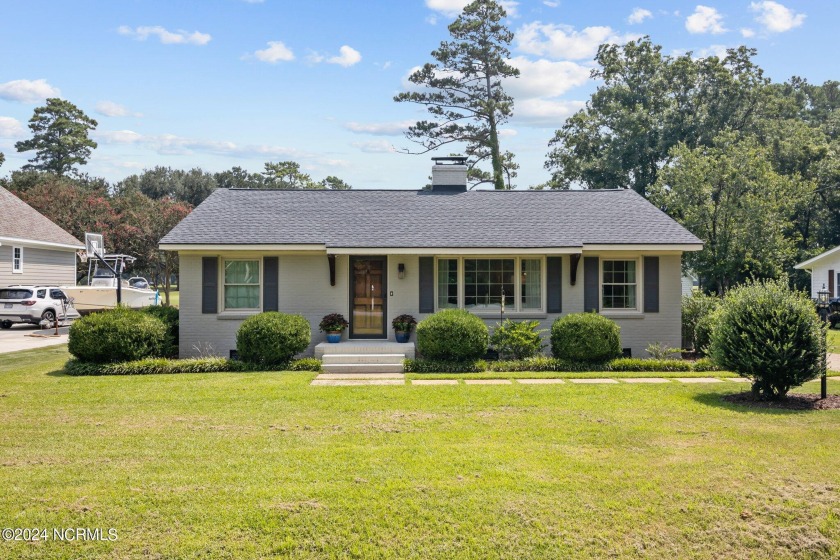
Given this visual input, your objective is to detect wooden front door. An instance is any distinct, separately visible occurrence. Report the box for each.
[350,256,387,338]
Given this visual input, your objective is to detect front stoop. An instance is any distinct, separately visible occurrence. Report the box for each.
[315,341,415,375]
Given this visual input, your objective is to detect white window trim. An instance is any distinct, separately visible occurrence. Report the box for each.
[221,257,263,313]
[599,257,642,313]
[12,246,23,274]
[434,256,547,315]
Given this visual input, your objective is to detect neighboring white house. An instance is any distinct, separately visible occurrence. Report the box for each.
[681,270,698,297]
[794,245,840,299]
[0,186,84,287]
[160,159,704,359]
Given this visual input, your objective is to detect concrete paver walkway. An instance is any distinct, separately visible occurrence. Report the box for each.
[0,325,69,354]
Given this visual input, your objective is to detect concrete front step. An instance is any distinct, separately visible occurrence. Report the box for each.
[321,353,405,365]
[321,363,405,374]
[317,373,405,380]
[315,341,415,359]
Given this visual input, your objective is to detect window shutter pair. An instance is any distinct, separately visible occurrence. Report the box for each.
[582,256,659,313]
[201,256,278,314]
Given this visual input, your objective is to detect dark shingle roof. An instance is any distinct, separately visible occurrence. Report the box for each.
[160,188,701,248]
[0,186,84,248]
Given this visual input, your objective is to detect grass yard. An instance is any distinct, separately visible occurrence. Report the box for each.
[1,347,839,559]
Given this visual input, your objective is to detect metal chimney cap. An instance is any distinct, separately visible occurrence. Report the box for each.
[432,155,468,165]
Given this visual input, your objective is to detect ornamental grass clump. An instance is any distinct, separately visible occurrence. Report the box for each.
[550,313,621,362]
[236,312,311,366]
[709,278,822,400]
[416,309,488,361]
[490,319,546,360]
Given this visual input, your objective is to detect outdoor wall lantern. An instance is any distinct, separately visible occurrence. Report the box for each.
[398,263,406,279]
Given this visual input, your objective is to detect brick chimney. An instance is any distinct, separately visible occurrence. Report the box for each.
[430,156,468,192]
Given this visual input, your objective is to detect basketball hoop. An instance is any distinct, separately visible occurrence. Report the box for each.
[77,250,88,263]
[84,232,104,261]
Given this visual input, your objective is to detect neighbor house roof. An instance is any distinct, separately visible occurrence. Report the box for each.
[0,186,84,249]
[160,188,702,251]
[794,245,840,270]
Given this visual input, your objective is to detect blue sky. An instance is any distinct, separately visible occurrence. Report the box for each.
[0,0,835,189]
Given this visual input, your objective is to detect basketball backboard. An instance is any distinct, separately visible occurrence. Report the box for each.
[84,233,104,259]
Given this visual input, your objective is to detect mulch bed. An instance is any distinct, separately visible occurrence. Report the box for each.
[723,392,840,410]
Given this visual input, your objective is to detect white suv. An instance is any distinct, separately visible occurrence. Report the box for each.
[0,286,80,329]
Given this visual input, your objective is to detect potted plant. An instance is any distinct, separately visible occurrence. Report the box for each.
[319,313,349,343]
[392,314,417,343]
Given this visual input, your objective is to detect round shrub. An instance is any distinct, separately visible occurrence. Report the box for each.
[68,307,167,363]
[550,313,621,362]
[416,309,488,361]
[692,308,721,357]
[236,312,311,366]
[710,278,822,399]
[681,291,721,352]
[141,305,179,357]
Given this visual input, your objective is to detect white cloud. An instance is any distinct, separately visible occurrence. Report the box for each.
[505,57,591,98]
[0,117,25,138]
[95,129,307,159]
[344,120,414,136]
[512,98,586,127]
[328,45,362,67]
[515,22,638,60]
[685,5,726,34]
[750,1,805,33]
[543,1,559,7]
[0,79,61,103]
[251,41,295,63]
[696,44,729,59]
[425,0,518,18]
[628,8,653,24]
[740,27,756,38]
[95,101,142,118]
[498,129,518,137]
[352,140,396,153]
[117,25,211,45]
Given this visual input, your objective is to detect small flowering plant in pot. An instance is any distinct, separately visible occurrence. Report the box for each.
[392,314,417,343]
[319,313,350,343]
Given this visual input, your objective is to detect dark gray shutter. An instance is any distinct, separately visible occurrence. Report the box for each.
[546,256,562,313]
[643,256,659,313]
[263,257,279,311]
[201,256,218,314]
[583,257,599,313]
[829,269,835,298]
[419,257,434,313]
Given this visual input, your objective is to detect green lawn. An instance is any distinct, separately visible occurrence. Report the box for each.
[160,289,178,308]
[1,347,839,559]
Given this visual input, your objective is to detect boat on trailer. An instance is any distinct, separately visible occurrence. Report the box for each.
[61,234,159,314]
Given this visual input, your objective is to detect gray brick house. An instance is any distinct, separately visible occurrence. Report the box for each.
[160,160,702,358]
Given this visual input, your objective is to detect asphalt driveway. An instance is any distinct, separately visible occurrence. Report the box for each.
[0,324,69,354]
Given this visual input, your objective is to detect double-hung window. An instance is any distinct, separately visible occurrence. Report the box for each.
[223,259,260,310]
[436,257,543,313]
[601,259,638,310]
[12,247,22,274]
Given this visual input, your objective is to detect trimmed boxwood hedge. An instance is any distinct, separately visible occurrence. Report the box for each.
[141,305,179,357]
[416,309,489,361]
[68,307,167,363]
[550,313,621,362]
[64,356,322,376]
[236,312,311,365]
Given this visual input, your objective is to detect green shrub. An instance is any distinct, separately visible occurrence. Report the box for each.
[64,356,322,376]
[693,308,721,356]
[416,309,489,361]
[682,291,721,352]
[829,312,840,329]
[490,320,546,360]
[236,312,311,366]
[710,278,822,399]
[645,342,681,359]
[403,358,487,374]
[550,313,621,362]
[68,307,167,363]
[141,305,179,357]
[406,356,715,373]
